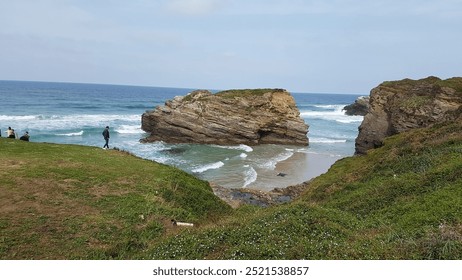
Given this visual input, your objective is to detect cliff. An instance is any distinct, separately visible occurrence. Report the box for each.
[355,76,462,154]
[141,89,309,146]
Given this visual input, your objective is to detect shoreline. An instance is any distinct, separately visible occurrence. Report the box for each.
[211,151,344,208]
[246,150,342,191]
[84,143,346,207]
[11,138,345,208]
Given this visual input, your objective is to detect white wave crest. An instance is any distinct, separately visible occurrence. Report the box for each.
[56,130,84,136]
[257,150,294,170]
[310,138,347,143]
[192,161,225,173]
[239,153,248,158]
[115,125,143,134]
[238,144,253,152]
[0,114,141,131]
[0,115,36,121]
[211,144,253,152]
[313,104,346,109]
[243,166,257,188]
[300,105,363,124]
[335,117,363,124]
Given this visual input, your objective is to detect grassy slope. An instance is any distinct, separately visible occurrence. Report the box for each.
[0,140,231,259]
[215,88,285,99]
[2,121,462,260]
[149,121,462,259]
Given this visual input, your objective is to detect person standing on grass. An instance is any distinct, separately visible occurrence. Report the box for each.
[102,126,110,149]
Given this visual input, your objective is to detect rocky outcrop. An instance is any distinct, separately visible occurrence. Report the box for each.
[343,96,370,116]
[211,181,310,208]
[141,89,309,146]
[355,76,462,155]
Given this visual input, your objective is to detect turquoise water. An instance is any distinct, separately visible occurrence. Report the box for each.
[0,80,363,190]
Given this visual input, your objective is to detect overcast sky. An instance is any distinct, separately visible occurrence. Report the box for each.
[1,0,461,93]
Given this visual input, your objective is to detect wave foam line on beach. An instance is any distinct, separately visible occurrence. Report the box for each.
[257,150,294,170]
[192,161,225,173]
[212,144,254,153]
[243,166,257,188]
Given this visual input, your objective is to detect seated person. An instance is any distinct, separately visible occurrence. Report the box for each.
[7,127,15,138]
[19,131,30,141]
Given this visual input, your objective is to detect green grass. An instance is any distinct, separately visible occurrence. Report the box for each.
[380,76,462,95]
[399,95,433,109]
[0,139,231,259]
[437,77,462,94]
[148,121,462,259]
[181,89,285,103]
[215,88,285,99]
[2,120,462,259]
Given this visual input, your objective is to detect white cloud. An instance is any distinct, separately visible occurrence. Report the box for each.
[0,0,461,92]
[165,0,224,15]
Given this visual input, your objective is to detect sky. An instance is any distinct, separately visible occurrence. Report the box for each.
[1,0,461,93]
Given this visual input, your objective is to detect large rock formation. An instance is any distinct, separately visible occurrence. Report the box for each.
[343,96,370,116]
[355,76,462,154]
[141,89,309,146]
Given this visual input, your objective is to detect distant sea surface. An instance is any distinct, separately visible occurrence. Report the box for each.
[0,81,363,190]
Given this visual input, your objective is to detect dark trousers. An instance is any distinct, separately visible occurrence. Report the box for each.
[103,138,109,148]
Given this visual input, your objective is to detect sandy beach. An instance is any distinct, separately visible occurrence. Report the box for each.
[245,151,342,191]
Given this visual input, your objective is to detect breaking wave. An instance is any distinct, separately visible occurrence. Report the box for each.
[115,125,143,134]
[243,166,257,188]
[56,130,84,136]
[257,150,294,170]
[300,105,363,124]
[192,161,225,173]
[212,144,254,153]
[310,138,347,143]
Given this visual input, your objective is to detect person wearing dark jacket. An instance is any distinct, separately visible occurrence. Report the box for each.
[19,131,30,141]
[102,126,110,149]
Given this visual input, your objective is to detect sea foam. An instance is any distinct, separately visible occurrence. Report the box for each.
[257,150,294,170]
[243,166,257,188]
[56,130,84,136]
[4,114,141,131]
[310,138,347,143]
[212,144,254,153]
[192,161,225,173]
[300,105,363,124]
[115,125,143,134]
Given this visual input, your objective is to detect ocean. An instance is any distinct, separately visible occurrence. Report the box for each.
[0,80,363,191]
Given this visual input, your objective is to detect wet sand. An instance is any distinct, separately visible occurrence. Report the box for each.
[248,151,342,191]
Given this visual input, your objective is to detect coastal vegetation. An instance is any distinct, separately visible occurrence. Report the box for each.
[148,121,462,259]
[355,76,462,154]
[1,119,461,259]
[215,88,286,99]
[0,139,231,259]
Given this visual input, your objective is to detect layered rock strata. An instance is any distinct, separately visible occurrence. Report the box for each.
[355,76,462,154]
[343,96,370,116]
[141,89,309,146]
